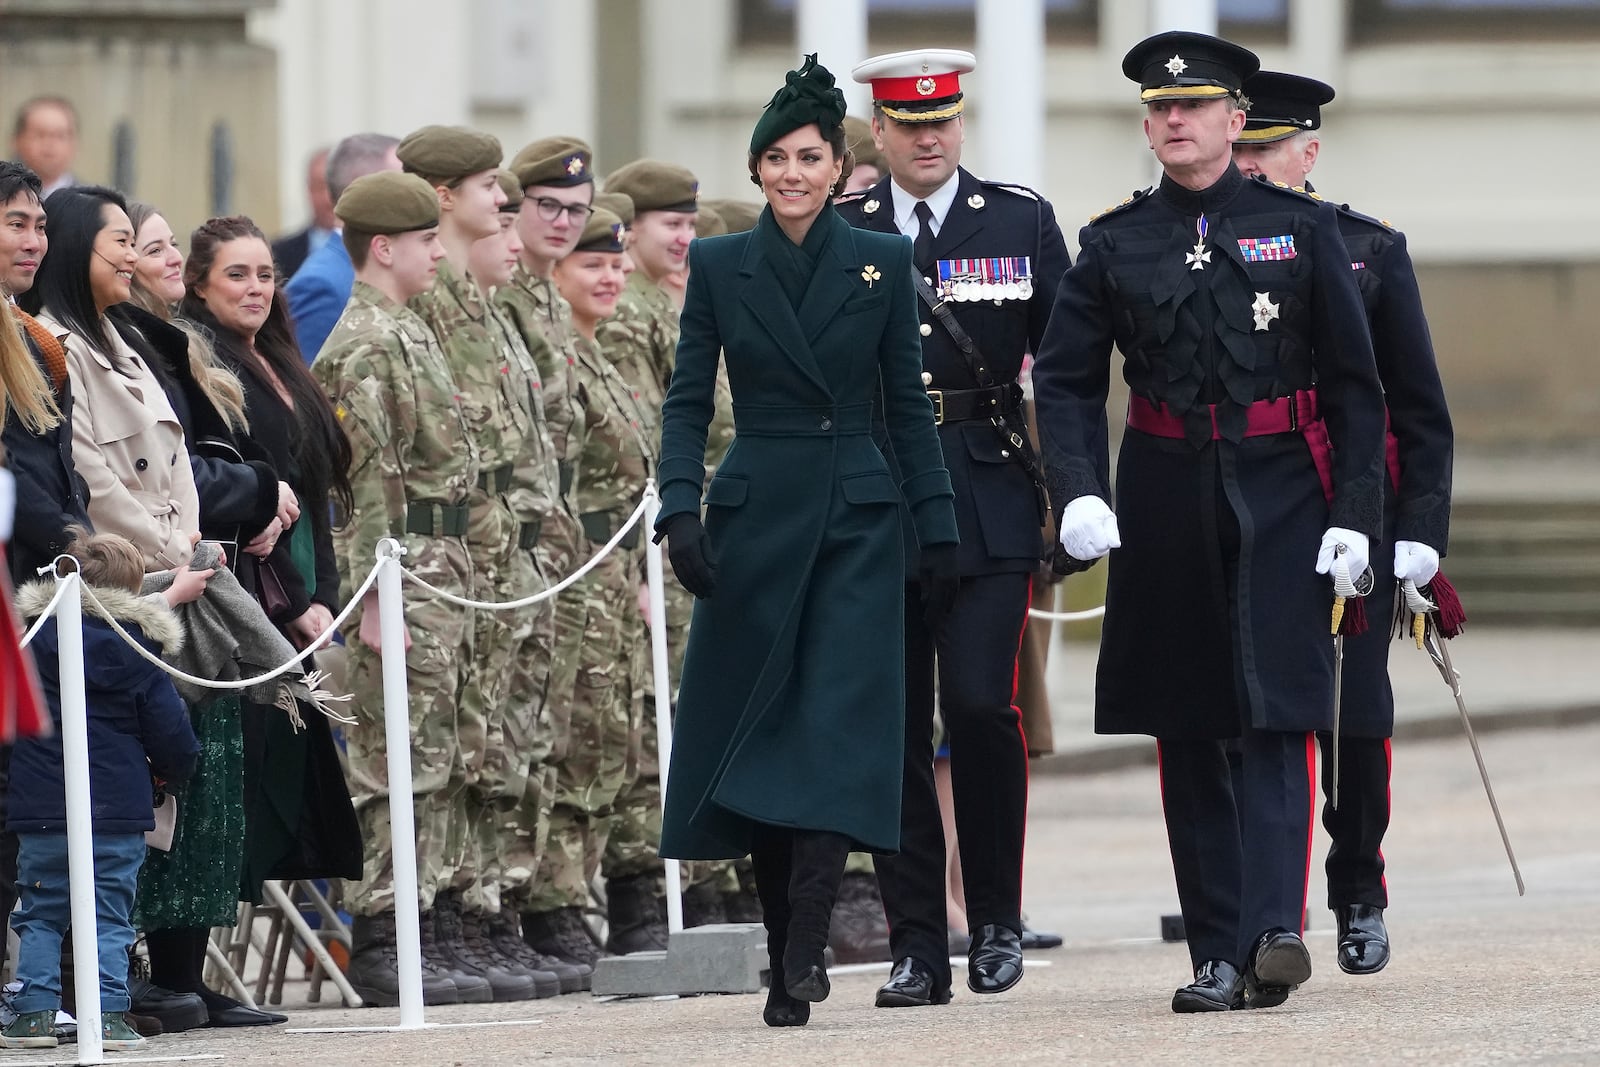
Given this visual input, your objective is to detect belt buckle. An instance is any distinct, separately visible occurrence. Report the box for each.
[928,389,944,426]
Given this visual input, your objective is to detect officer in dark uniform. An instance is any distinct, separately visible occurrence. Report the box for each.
[836,48,1071,1007]
[1233,70,1455,977]
[1031,32,1389,1012]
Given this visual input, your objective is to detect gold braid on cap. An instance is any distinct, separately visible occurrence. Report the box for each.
[880,100,966,122]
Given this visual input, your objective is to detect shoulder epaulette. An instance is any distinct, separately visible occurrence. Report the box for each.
[1331,200,1398,233]
[975,178,1043,202]
[1088,186,1154,224]
[1249,174,1321,205]
[834,189,869,206]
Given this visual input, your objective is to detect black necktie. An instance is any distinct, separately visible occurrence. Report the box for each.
[912,201,936,269]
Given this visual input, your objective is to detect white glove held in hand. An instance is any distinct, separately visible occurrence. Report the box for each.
[1059,496,1121,561]
[1393,540,1440,585]
[1315,527,1370,591]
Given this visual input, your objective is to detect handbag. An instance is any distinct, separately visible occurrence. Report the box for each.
[254,556,293,620]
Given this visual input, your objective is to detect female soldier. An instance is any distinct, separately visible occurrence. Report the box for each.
[654,54,958,1027]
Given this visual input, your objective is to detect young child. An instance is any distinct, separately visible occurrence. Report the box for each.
[3,528,200,1051]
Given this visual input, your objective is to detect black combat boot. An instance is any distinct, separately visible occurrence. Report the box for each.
[521,907,598,990]
[605,875,670,954]
[346,912,461,1007]
[459,909,559,999]
[418,905,493,1003]
[433,892,535,1002]
[488,910,584,995]
[681,880,729,928]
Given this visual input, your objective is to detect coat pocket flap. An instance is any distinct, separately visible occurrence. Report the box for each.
[840,471,900,505]
[703,475,749,508]
[963,426,1014,465]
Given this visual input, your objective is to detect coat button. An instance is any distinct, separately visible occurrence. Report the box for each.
[820,417,832,430]
[921,371,933,385]
[135,458,148,472]
[919,323,932,337]
[923,276,933,286]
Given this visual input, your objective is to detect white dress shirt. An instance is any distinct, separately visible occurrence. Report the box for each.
[890,171,962,242]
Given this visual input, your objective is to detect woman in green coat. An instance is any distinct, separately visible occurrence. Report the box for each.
[654,55,959,1027]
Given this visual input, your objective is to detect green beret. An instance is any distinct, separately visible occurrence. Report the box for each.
[694,206,727,239]
[511,136,594,189]
[703,197,762,234]
[749,53,847,156]
[397,124,502,183]
[593,191,634,225]
[842,115,883,173]
[573,207,627,254]
[496,170,522,210]
[334,172,440,234]
[604,160,698,214]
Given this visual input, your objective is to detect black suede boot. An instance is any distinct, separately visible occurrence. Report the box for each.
[750,828,807,1027]
[782,831,851,1004]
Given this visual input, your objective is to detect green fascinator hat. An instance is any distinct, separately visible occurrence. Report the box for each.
[749,53,848,155]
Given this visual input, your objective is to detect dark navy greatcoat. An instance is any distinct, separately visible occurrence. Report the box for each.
[837,167,1071,577]
[1033,166,1389,739]
[653,205,958,860]
[1326,193,1454,737]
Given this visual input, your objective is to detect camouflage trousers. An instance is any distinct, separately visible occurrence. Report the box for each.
[605,579,736,895]
[446,499,554,914]
[342,536,476,918]
[500,517,585,914]
[524,548,639,912]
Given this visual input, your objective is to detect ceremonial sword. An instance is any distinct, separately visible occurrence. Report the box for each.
[1404,579,1527,896]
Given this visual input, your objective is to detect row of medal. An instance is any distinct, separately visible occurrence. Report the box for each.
[937,257,1034,302]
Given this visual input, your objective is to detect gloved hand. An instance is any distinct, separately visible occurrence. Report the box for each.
[1393,539,1440,585]
[1058,495,1120,562]
[1315,527,1371,591]
[918,542,961,631]
[663,513,718,599]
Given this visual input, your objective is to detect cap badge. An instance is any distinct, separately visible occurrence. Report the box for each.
[691,180,701,200]
[967,193,985,210]
[916,77,937,96]
[1165,55,1188,76]
[565,155,585,176]
[921,60,930,73]
[861,264,882,289]
[863,198,880,215]
[613,223,627,243]
[1251,291,1280,331]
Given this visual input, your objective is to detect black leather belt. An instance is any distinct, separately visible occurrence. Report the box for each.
[518,520,543,551]
[394,501,469,538]
[477,464,513,494]
[926,383,1023,426]
[579,509,640,550]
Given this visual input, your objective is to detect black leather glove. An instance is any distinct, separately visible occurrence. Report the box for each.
[663,513,718,599]
[1049,541,1101,578]
[917,542,961,631]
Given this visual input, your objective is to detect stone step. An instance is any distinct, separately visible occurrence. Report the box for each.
[1442,499,1600,625]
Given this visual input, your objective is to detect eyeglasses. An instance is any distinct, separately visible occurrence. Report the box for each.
[530,196,594,225]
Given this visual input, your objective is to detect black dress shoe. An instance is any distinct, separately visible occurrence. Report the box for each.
[198,991,287,1028]
[1019,922,1063,951]
[1241,928,1312,1010]
[874,957,952,1008]
[128,977,207,1033]
[967,924,1023,995]
[1171,959,1243,1013]
[1335,904,1391,975]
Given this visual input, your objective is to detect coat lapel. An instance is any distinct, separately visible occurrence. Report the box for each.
[855,175,900,235]
[929,168,987,262]
[797,214,861,346]
[737,233,832,397]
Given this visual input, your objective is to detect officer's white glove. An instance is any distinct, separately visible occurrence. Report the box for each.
[0,467,14,544]
[1393,539,1440,586]
[1315,527,1370,587]
[1059,495,1121,562]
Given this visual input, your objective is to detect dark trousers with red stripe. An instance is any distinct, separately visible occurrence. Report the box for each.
[876,572,1031,986]
[1159,728,1315,971]
[1318,733,1392,909]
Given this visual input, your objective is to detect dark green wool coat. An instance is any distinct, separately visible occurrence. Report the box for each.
[654,203,958,860]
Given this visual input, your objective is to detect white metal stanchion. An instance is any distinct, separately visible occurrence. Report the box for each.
[375,540,426,1029]
[642,482,683,935]
[54,571,103,1064]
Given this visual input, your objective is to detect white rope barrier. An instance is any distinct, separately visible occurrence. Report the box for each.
[1029,605,1107,622]
[399,496,650,611]
[16,575,69,648]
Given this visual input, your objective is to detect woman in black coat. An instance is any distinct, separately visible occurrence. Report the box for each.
[654,56,958,1027]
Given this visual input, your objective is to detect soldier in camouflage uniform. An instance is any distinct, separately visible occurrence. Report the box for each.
[598,160,740,944]
[312,171,490,1008]
[492,138,610,976]
[399,125,557,1003]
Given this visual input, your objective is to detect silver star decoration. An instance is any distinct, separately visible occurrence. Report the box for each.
[1252,291,1281,331]
[1165,55,1187,76]
[1186,239,1211,271]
